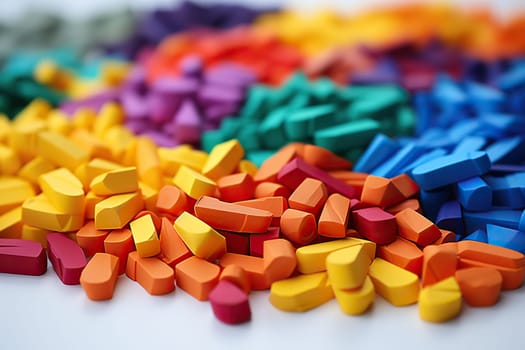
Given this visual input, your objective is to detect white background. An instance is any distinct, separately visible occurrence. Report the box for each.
[2,260,525,349]
[1,0,525,22]
[3,259,525,350]
[2,1,525,349]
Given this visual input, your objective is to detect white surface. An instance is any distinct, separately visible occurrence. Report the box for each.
[1,259,525,350]
[2,1,525,349]
[0,0,524,22]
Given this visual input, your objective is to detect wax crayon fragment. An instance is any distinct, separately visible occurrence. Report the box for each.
[89,167,138,196]
[194,196,272,234]
[456,267,502,307]
[176,256,220,301]
[419,277,462,323]
[173,165,216,200]
[318,193,350,238]
[486,224,525,254]
[277,158,355,198]
[235,196,288,227]
[21,225,48,248]
[386,198,422,215]
[136,137,163,190]
[451,136,487,155]
[174,212,226,261]
[103,228,134,275]
[209,280,251,324]
[126,251,175,295]
[76,221,108,257]
[202,139,244,181]
[463,209,523,232]
[377,237,423,276]
[262,238,296,284]
[314,118,380,153]
[47,232,87,285]
[94,191,144,230]
[220,230,249,255]
[80,253,119,301]
[219,253,266,290]
[249,227,280,258]
[288,178,328,216]
[433,229,457,245]
[466,82,504,113]
[158,145,208,175]
[0,177,35,215]
[38,167,85,214]
[69,128,113,160]
[269,272,334,312]
[254,182,291,198]
[435,201,465,235]
[0,205,23,239]
[360,175,404,208]
[422,244,457,287]
[254,143,302,183]
[296,238,375,274]
[412,151,491,191]
[0,238,47,275]
[455,177,492,212]
[37,131,88,171]
[284,104,336,141]
[158,218,191,268]
[0,144,21,175]
[368,258,420,306]
[130,214,160,258]
[463,229,488,243]
[371,143,425,178]
[485,175,525,209]
[156,185,188,216]
[352,207,397,245]
[396,208,442,246]
[301,144,352,170]
[331,259,373,309]
[327,245,371,290]
[171,99,202,144]
[22,194,84,232]
[219,265,250,294]
[280,209,317,246]
[18,157,55,188]
[217,173,255,202]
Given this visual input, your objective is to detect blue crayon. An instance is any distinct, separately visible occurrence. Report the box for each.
[413,92,434,136]
[462,229,488,243]
[499,64,525,91]
[353,133,398,173]
[447,119,480,142]
[485,137,525,164]
[480,113,525,135]
[486,224,525,254]
[433,75,469,128]
[463,209,523,232]
[419,186,452,222]
[416,128,456,151]
[506,87,525,116]
[490,164,525,174]
[484,175,525,209]
[451,136,487,155]
[466,81,504,113]
[520,210,525,232]
[402,148,447,176]
[435,201,465,236]
[371,142,425,178]
[412,151,491,191]
[455,176,492,212]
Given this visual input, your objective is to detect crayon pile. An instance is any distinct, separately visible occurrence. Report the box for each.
[1,1,525,325]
